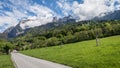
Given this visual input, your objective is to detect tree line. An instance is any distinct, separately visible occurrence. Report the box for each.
[12,20,120,50]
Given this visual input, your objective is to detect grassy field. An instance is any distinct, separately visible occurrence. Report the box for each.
[0,55,14,68]
[22,35,120,68]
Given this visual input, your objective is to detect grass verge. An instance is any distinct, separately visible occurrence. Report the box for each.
[0,55,14,68]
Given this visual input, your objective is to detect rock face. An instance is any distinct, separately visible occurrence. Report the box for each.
[7,24,24,38]
[3,26,14,34]
[3,20,30,38]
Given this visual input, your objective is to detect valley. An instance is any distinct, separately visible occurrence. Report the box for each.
[0,0,120,68]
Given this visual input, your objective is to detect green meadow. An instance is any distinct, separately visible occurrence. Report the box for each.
[0,55,14,68]
[22,35,120,68]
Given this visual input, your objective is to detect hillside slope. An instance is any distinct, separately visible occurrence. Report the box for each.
[22,35,120,68]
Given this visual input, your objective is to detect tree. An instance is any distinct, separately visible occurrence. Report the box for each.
[88,29,96,39]
[3,45,10,54]
[47,37,60,46]
[95,24,99,46]
[62,35,76,44]
[102,23,112,36]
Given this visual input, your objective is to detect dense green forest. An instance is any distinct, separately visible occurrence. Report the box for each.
[11,20,120,50]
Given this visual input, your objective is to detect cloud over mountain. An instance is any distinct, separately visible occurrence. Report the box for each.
[0,0,57,32]
[57,0,120,20]
[0,0,120,32]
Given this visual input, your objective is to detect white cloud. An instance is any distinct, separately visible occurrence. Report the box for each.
[21,4,56,29]
[30,4,55,17]
[42,0,45,4]
[57,1,63,8]
[0,0,120,32]
[57,0,120,21]
[0,0,57,32]
[57,0,72,16]
[0,2,3,9]
[20,16,53,29]
[0,16,17,27]
[116,5,120,10]
[0,9,28,30]
[72,0,110,20]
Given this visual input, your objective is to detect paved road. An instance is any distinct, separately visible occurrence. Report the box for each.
[11,53,72,68]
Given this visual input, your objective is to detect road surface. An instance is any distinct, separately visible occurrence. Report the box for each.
[11,53,72,68]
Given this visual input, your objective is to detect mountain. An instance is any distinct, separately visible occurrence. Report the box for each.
[58,15,76,23]
[2,19,31,38]
[3,10,120,39]
[3,26,14,34]
[94,10,120,20]
[7,24,25,38]
[3,15,76,38]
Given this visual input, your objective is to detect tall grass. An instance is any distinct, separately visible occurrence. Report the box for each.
[0,55,14,68]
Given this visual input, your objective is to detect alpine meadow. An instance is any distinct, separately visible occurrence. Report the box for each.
[0,0,120,68]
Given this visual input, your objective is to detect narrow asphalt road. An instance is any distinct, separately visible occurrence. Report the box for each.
[11,53,72,68]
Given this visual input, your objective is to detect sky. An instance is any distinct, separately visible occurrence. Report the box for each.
[0,0,120,33]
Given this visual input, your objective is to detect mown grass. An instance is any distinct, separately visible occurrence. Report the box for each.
[21,35,120,68]
[0,55,14,68]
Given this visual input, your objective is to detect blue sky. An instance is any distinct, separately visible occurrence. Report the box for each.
[0,0,120,33]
